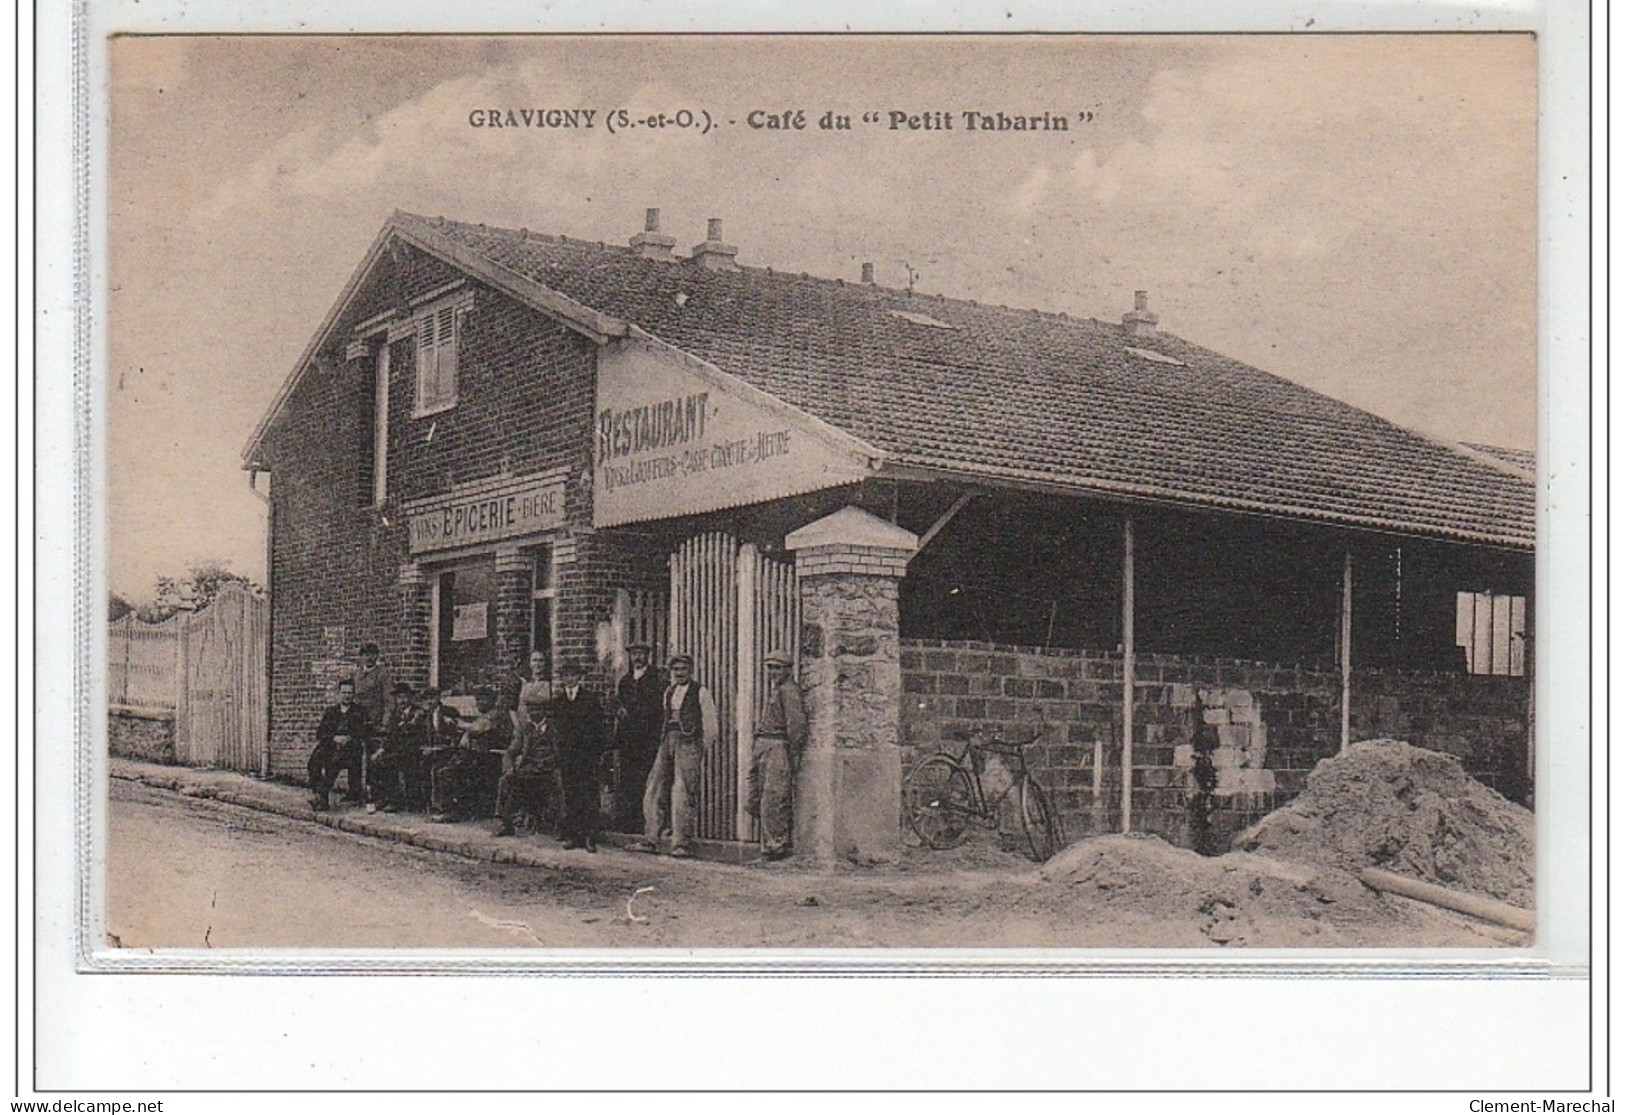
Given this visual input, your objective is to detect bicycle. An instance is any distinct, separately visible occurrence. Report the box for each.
[903,728,1066,862]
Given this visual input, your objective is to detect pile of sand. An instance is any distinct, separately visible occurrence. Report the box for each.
[1032,834,1398,945]
[1231,739,1534,908]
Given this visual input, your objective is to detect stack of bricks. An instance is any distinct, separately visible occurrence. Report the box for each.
[1173,688,1277,803]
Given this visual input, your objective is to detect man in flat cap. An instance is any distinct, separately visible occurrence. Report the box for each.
[612,641,663,833]
[628,653,717,858]
[747,650,807,860]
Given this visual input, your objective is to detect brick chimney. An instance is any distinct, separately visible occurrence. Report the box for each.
[861,262,875,284]
[1122,290,1159,337]
[690,218,739,270]
[629,208,676,261]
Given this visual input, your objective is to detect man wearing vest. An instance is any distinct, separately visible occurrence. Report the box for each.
[627,654,718,858]
[747,650,807,861]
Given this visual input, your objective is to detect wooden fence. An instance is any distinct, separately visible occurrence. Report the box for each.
[108,583,269,773]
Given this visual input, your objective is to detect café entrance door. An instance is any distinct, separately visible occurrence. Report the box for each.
[432,556,498,695]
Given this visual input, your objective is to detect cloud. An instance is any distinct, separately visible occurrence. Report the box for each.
[197,59,613,223]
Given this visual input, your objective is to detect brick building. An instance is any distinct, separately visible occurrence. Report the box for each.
[243,208,1535,862]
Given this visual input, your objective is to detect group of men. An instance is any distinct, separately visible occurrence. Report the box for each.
[307,640,808,861]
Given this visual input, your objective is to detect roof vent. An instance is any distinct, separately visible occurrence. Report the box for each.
[1123,290,1159,337]
[691,217,739,271]
[629,207,676,261]
[1125,345,1185,367]
[889,309,955,330]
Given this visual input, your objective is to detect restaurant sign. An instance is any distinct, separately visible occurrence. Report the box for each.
[593,336,881,527]
[405,471,567,555]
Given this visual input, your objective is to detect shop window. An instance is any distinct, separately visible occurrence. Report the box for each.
[1456,591,1526,676]
[413,294,467,417]
[530,546,556,679]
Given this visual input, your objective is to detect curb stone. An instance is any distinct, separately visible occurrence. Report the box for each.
[110,761,765,875]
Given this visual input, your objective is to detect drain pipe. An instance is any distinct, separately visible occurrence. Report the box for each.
[248,469,273,777]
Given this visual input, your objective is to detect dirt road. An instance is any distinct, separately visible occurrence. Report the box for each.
[108,777,1519,949]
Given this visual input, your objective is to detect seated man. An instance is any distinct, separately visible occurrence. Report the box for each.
[368,681,424,812]
[427,687,511,822]
[308,678,368,811]
[493,686,556,837]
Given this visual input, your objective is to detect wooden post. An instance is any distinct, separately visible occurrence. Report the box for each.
[1340,549,1353,753]
[735,543,759,840]
[1121,512,1135,834]
[118,614,132,707]
[174,610,192,763]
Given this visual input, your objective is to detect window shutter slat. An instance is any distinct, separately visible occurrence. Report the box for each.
[412,296,462,413]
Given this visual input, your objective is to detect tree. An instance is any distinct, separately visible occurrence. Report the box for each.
[136,562,261,622]
[109,593,135,622]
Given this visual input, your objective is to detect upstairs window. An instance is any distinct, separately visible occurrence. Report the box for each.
[413,294,467,416]
[1456,591,1526,676]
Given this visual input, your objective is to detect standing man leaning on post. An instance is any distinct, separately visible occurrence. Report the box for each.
[628,654,717,859]
[748,650,807,861]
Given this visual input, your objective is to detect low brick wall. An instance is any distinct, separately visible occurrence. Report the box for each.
[107,708,176,764]
[900,640,1529,853]
[1350,669,1531,807]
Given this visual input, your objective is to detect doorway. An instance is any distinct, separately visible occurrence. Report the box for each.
[432,557,497,695]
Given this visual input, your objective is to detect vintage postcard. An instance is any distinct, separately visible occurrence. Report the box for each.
[102,29,1545,953]
[35,6,1595,1094]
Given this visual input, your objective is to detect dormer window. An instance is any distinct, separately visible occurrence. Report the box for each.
[413,291,470,416]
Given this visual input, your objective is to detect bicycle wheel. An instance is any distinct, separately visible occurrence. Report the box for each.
[904,755,977,849]
[1018,778,1065,862]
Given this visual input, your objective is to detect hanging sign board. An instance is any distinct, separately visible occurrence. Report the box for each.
[405,471,567,555]
[593,337,879,527]
[451,602,489,641]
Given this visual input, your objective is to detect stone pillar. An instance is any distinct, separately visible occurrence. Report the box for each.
[396,562,433,690]
[786,507,919,867]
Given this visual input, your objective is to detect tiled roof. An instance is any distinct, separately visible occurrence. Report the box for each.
[387,213,1537,549]
[1462,442,1536,476]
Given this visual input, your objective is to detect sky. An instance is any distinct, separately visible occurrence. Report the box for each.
[105,33,1537,601]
